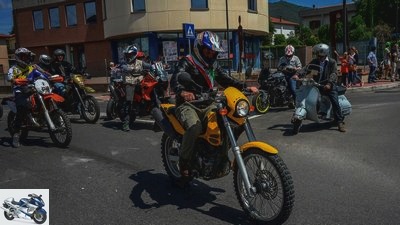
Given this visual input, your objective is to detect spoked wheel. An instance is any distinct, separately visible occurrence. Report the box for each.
[4,211,14,220]
[161,133,181,180]
[32,210,47,224]
[81,95,100,123]
[234,148,294,224]
[292,118,302,135]
[252,91,270,114]
[106,99,118,120]
[49,110,72,148]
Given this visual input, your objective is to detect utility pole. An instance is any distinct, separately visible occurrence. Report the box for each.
[343,0,347,53]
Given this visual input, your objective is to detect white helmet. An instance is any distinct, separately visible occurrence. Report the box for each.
[312,43,330,58]
[285,45,295,57]
[15,47,34,67]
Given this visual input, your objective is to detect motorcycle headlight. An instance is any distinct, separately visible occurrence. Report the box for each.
[235,100,249,117]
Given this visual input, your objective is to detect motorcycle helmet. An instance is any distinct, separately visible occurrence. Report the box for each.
[193,31,224,67]
[15,47,34,67]
[39,54,52,66]
[123,45,138,64]
[312,43,330,59]
[285,45,295,57]
[54,49,66,62]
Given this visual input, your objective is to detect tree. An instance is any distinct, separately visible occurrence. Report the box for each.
[348,14,372,41]
[373,23,393,43]
[274,34,286,46]
[317,24,330,44]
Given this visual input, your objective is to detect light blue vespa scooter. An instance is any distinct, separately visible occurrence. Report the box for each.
[291,65,352,134]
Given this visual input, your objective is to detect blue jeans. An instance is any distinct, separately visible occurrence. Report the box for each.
[368,66,376,82]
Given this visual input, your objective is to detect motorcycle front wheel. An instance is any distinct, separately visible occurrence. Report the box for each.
[106,98,118,120]
[32,210,47,224]
[4,211,14,220]
[161,133,181,180]
[81,95,100,123]
[252,91,271,114]
[234,148,294,224]
[49,109,72,148]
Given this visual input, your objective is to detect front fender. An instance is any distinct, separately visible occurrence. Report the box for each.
[240,141,278,154]
[35,208,47,215]
[44,93,65,103]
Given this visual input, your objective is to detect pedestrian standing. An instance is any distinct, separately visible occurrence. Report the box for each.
[390,43,399,82]
[367,46,378,83]
[334,50,349,86]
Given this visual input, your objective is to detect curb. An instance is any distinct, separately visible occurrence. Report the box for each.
[346,82,400,93]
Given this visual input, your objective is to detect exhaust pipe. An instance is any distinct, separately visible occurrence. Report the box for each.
[151,107,177,139]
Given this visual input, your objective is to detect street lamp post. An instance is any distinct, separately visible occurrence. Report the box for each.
[225,0,231,76]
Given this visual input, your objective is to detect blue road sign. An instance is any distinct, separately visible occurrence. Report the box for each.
[183,23,195,39]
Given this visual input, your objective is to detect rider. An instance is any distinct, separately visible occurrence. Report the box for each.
[50,49,78,79]
[277,45,302,103]
[119,45,152,131]
[292,43,346,132]
[7,48,36,148]
[170,31,258,187]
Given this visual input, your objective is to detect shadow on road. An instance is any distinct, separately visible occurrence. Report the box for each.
[129,170,254,225]
[268,121,336,136]
[101,119,155,131]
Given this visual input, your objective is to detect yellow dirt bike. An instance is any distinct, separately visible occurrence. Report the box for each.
[151,74,294,224]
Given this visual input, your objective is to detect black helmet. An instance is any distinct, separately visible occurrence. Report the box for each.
[39,54,52,66]
[15,47,34,67]
[54,49,66,57]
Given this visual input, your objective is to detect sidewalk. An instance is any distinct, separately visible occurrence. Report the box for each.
[0,77,399,100]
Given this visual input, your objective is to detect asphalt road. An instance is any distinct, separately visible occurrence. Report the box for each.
[0,87,399,225]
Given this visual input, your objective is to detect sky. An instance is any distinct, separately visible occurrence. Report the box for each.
[0,0,354,35]
[0,0,12,35]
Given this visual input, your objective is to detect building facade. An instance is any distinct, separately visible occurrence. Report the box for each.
[12,0,269,76]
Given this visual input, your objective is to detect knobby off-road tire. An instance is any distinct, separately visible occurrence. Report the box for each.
[49,109,72,148]
[82,95,100,123]
[233,148,294,225]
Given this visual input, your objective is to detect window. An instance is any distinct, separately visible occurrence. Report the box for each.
[248,0,257,12]
[191,0,208,9]
[49,7,60,28]
[33,10,44,30]
[131,0,145,12]
[66,4,77,26]
[84,1,97,24]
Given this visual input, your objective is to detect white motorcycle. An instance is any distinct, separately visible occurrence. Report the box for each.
[291,64,352,134]
[1,193,47,224]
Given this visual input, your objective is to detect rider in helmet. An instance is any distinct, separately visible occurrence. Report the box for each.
[38,54,52,73]
[277,45,302,103]
[7,47,36,147]
[170,31,258,188]
[50,49,78,78]
[119,45,152,131]
[292,43,346,132]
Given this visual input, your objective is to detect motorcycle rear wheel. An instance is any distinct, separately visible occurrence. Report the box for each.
[106,99,118,120]
[32,210,47,224]
[234,148,294,224]
[0,104,3,119]
[4,211,14,220]
[252,91,270,114]
[161,133,181,180]
[81,95,100,123]
[49,109,72,148]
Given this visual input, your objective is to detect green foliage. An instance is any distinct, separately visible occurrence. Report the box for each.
[317,25,330,44]
[274,34,286,45]
[286,35,303,46]
[348,14,372,41]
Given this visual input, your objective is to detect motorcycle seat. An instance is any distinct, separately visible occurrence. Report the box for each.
[11,199,19,205]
